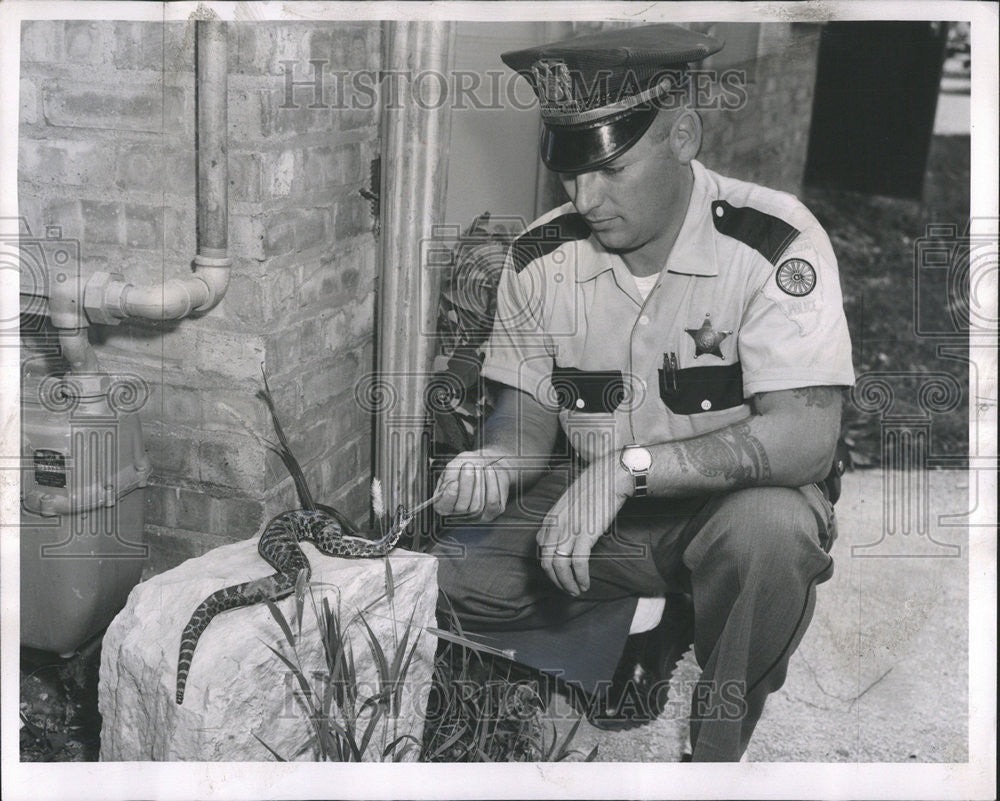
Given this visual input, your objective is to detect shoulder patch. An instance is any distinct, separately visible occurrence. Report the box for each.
[508,213,590,274]
[711,200,800,266]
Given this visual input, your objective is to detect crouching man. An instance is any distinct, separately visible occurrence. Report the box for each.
[432,23,854,762]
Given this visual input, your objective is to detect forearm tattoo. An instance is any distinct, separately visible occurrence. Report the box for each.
[683,422,772,485]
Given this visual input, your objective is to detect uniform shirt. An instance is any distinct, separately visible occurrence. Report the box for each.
[481,159,855,463]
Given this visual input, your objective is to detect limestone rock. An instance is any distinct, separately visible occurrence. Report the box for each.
[99,537,439,761]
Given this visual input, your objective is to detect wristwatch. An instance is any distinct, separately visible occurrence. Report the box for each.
[619,444,652,498]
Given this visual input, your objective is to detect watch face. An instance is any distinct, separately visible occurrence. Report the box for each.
[622,446,652,472]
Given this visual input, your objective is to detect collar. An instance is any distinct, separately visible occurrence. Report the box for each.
[663,159,719,277]
[574,159,719,283]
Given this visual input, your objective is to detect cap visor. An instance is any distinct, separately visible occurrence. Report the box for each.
[540,105,659,174]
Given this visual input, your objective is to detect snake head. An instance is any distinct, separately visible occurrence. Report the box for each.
[391,503,414,532]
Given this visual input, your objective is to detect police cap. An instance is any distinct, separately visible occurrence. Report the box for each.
[501,24,724,173]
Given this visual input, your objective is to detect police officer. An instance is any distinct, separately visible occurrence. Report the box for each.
[432,23,854,762]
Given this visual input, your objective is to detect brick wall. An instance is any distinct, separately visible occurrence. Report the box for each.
[19,21,382,574]
[699,23,822,194]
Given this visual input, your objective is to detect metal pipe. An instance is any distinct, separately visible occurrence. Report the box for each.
[196,19,229,260]
[62,19,232,337]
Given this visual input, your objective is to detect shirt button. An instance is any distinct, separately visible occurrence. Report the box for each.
[575,398,586,409]
[701,399,712,411]
[638,315,649,325]
[715,205,724,218]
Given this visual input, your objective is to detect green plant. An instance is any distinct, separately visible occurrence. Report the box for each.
[419,600,598,763]
[254,571,425,762]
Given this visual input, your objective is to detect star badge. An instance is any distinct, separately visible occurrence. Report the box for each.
[685,314,731,359]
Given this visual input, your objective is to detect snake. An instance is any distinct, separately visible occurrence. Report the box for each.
[175,503,414,705]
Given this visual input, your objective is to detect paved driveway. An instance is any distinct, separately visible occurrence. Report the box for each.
[549,469,972,763]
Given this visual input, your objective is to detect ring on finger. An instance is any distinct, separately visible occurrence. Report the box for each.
[553,549,573,557]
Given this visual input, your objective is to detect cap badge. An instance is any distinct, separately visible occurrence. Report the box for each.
[685,314,731,359]
[775,258,817,296]
[531,58,576,112]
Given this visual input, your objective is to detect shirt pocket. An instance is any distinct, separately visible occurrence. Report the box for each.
[550,366,626,413]
[658,362,745,415]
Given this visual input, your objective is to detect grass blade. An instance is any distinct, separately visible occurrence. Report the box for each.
[252,733,287,761]
[358,612,391,697]
[264,598,296,650]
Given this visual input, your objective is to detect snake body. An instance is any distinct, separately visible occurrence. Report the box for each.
[176,504,412,705]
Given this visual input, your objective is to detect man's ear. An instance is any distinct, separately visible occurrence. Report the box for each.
[668,109,702,164]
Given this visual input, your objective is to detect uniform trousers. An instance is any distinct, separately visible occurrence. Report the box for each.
[432,463,837,761]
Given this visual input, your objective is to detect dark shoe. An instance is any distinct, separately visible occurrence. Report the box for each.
[580,593,696,731]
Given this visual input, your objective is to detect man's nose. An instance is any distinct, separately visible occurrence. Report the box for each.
[571,172,603,215]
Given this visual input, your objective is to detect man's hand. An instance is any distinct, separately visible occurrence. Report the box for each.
[433,448,512,522]
[537,454,632,596]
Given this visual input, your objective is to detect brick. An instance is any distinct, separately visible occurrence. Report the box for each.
[20,79,38,126]
[125,204,163,249]
[198,436,265,490]
[263,264,299,319]
[221,272,266,326]
[294,208,327,251]
[164,21,195,74]
[113,21,163,71]
[301,350,362,409]
[229,86,270,139]
[339,105,378,132]
[144,483,170,527]
[228,152,262,203]
[151,383,204,425]
[81,200,123,245]
[20,139,114,187]
[346,291,375,343]
[229,214,266,261]
[266,148,295,197]
[262,211,294,257]
[143,526,238,577]
[201,387,269,434]
[21,20,61,63]
[115,145,195,196]
[145,431,194,477]
[64,21,105,65]
[162,205,197,260]
[217,496,264,538]
[235,24,278,75]
[325,439,362,496]
[335,195,370,240]
[44,82,184,134]
[301,145,336,192]
[193,327,266,379]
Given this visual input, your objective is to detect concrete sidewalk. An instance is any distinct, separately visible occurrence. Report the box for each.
[548,469,971,762]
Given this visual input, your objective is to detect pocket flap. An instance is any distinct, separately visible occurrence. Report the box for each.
[551,366,626,413]
[659,362,744,415]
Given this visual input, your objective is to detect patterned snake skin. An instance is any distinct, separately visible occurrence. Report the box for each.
[176,504,413,704]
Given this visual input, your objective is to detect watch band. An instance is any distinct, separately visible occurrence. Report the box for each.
[633,472,648,498]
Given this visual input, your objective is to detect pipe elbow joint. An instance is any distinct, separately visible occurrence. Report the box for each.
[191,253,232,312]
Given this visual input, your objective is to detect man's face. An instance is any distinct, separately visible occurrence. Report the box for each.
[559,120,688,255]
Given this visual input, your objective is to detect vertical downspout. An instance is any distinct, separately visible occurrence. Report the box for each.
[374,21,456,511]
[191,19,232,308]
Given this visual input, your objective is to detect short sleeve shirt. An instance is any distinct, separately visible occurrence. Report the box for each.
[481,160,855,463]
